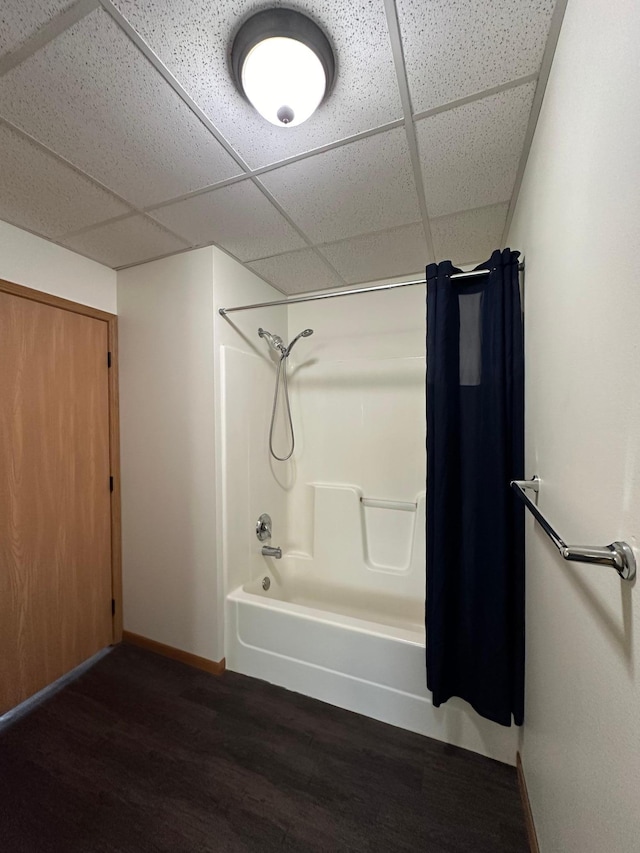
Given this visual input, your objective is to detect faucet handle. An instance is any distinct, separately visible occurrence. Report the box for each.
[256,513,272,542]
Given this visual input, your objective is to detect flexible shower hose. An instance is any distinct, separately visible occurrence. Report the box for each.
[268,354,295,461]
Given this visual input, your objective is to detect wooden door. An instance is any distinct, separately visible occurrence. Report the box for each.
[0,289,114,714]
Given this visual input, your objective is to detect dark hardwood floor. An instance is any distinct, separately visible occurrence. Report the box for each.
[0,644,528,852]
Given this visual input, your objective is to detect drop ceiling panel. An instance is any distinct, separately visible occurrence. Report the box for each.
[260,128,421,245]
[61,215,188,268]
[0,0,75,58]
[0,1,564,274]
[416,81,535,218]
[109,0,402,168]
[0,8,241,208]
[318,223,429,285]
[431,203,509,264]
[150,180,306,261]
[397,0,556,113]
[249,248,343,295]
[0,123,130,237]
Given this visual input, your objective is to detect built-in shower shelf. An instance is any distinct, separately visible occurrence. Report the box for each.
[360,496,417,512]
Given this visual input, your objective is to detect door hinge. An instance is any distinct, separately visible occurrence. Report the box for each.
[109,476,114,492]
[111,599,116,615]
[107,351,112,368]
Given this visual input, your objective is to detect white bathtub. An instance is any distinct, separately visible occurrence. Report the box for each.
[225,563,518,765]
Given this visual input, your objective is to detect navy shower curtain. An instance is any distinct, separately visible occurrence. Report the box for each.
[426,248,525,726]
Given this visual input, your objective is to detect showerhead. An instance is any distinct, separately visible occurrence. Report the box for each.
[285,328,314,356]
[259,327,314,358]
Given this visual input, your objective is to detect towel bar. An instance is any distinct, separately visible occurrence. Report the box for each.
[510,477,635,581]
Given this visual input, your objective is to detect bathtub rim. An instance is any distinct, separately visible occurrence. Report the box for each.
[228,582,425,646]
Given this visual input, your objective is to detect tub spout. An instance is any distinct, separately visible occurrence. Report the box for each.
[261,545,282,559]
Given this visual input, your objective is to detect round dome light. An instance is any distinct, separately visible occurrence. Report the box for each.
[231,9,335,128]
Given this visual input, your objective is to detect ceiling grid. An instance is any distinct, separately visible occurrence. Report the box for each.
[0,0,568,292]
[0,0,99,77]
[381,0,435,261]
[0,113,194,265]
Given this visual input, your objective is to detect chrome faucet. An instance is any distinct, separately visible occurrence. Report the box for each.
[256,512,282,558]
[261,545,282,559]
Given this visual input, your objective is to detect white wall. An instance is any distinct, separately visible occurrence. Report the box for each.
[507,1,640,850]
[117,248,219,660]
[0,220,116,313]
[213,249,287,653]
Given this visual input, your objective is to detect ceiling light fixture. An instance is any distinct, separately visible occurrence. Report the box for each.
[231,9,335,128]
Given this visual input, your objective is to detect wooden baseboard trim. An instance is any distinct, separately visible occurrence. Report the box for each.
[122,631,225,676]
[517,752,540,853]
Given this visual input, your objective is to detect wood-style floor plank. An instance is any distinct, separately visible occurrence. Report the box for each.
[0,644,528,852]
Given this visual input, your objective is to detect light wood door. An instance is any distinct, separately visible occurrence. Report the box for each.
[0,291,113,713]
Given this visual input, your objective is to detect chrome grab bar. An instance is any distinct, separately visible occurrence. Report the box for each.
[510,478,636,582]
[360,496,417,512]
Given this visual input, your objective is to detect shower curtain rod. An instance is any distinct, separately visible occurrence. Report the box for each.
[218,262,525,316]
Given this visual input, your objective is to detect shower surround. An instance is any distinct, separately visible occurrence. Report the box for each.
[217,277,517,764]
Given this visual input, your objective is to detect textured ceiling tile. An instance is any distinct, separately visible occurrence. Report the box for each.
[0,0,74,59]
[318,223,430,284]
[0,9,241,207]
[416,81,535,218]
[61,215,189,268]
[397,0,556,112]
[150,180,306,261]
[0,123,129,237]
[110,0,402,168]
[260,128,421,245]
[249,249,343,295]
[431,203,509,265]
